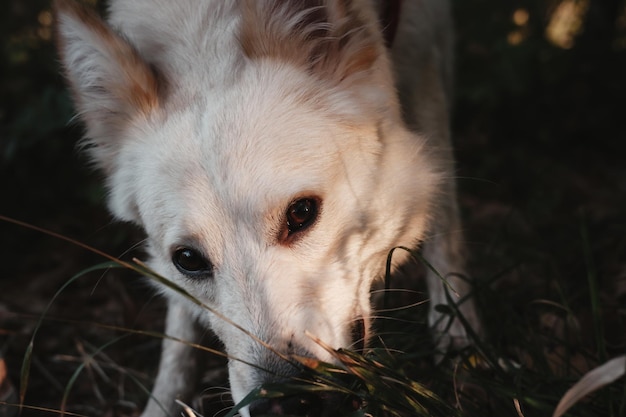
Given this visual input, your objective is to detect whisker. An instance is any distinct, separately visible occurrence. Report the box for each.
[370,288,425,296]
[375,299,430,313]
[368,315,423,324]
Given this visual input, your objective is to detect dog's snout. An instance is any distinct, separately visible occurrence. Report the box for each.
[249,390,361,417]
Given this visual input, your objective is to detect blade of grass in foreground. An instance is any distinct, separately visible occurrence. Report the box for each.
[59,335,129,415]
[20,261,121,410]
[553,355,626,417]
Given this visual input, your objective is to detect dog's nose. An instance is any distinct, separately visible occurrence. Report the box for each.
[249,390,361,416]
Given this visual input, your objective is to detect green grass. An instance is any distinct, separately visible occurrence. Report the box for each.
[5,213,624,417]
[226,269,624,417]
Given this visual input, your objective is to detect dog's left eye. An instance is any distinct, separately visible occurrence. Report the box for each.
[172,247,213,277]
[286,197,319,236]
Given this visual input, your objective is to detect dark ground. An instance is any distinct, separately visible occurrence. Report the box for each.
[1,1,625,416]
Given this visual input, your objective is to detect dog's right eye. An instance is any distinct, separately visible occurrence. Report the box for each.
[286,197,320,236]
[172,247,213,276]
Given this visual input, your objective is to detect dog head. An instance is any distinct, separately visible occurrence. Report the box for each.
[55,0,440,411]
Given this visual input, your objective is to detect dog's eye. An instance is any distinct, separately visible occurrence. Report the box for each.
[172,247,213,276]
[286,197,319,236]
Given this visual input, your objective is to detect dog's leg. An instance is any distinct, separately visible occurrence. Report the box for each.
[422,190,482,353]
[389,0,482,353]
[140,300,200,417]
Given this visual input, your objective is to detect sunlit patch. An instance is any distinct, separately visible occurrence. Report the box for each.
[512,8,529,27]
[508,8,530,46]
[545,0,590,49]
[507,30,525,46]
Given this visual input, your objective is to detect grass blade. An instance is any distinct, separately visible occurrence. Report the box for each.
[19,261,122,410]
[553,355,626,417]
[59,335,128,415]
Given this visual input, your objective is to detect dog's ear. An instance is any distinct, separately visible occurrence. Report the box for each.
[54,0,160,172]
[240,0,384,84]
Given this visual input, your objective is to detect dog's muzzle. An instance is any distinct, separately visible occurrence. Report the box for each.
[249,389,361,417]
[248,315,367,416]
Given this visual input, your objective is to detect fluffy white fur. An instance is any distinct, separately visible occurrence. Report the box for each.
[54,0,481,415]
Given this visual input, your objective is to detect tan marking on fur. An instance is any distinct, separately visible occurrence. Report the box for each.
[54,0,159,115]
[239,0,382,82]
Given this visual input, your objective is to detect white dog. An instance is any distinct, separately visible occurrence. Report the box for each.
[54,0,481,415]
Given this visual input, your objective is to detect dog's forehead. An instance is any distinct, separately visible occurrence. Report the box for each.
[151,67,355,221]
[195,74,352,196]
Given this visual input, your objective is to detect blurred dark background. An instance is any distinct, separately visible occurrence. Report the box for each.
[1,0,625,416]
